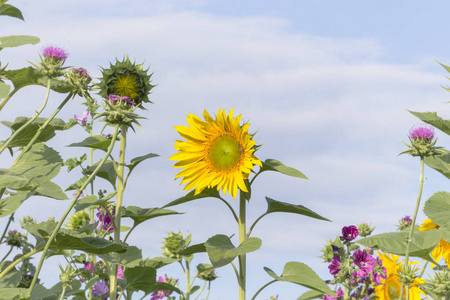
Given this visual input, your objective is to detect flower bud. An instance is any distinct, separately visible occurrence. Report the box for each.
[357,222,375,237]
[6,229,26,247]
[66,210,90,230]
[397,215,412,231]
[34,46,69,77]
[66,67,92,96]
[162,232,191,259]
[197,264,218,281]
[400,124,446,157]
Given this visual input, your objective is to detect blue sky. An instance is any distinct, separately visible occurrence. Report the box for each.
[2,1,450,299]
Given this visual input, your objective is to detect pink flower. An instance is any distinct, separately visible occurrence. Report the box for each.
[341,225,359,241]
[353,249,376,276]
[409,124,434,141]
[328,255,341,276]
[74,111,90,125]
[42,46,68,61]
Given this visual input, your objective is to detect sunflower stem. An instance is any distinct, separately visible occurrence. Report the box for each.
[238,190,247,300]
[399,156,425,300]
[110,125,127,300]
[26,124,120,298]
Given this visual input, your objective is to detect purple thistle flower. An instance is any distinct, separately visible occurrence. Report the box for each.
[353,249,376,276]
[328,255,341,276]
[73,67,91,80]
[401,215,412,224]
[42,46,68,61]
[107,94,136,106]
[341,225,359,241]
[409,124,435,141]
[74,111,90,125]
[92,280,109,297]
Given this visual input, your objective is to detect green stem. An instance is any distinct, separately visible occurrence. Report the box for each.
[1,246,13,262]
[250,279,277,300]
[0,87,18,111]
[15,92,74,163]
[238,191,247,300]
[27,124,120,298]
[247,212,269,238]
[205,281,211,300]
[110,125,127,300]
[194,280,207,300]
[0,213,14,244]
[0,79,52,155]
[185,260,191,300]
[399,156,425,300]
[0,248,39,280]
[58,286,66,300]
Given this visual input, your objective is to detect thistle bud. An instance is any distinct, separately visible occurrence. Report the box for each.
[66,67,92,96]
[33,46,69,77]
[6,229,26,247]
[397,216,412,231]
[400,124,446,157]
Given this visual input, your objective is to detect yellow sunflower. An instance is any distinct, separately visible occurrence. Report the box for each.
[170,108,262,199]
[375,252,426,300]
[418,219,450,267]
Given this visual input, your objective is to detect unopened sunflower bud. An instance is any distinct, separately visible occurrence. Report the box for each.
[162,232,191,259]
[321,236,344,263]
[66,210,90,230]
[397,264,419,285]
[423,270,450,297]
[20,216,36,227]
[357,222,375,237]
[197,264,218,281]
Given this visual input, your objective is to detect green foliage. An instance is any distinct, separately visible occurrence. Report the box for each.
[122,206,181,227]
[264,262,333,295]
[259,159,308,179]
[424,152,450,179]
[124,266,156,293]
[424,191,450,240]
[0,35,39,50]
[0,81,10,99]
[357,230,441,262]
[409,110,450,136]
[84,160,117,187]
[205,234,261,268]
[0,3,23,20]
[163,187,221,208]
[98,245,142,267]
[126,153,159,172]
[264,197,330,221]
[0,191,33,217]
[68,135,115,152]
[297,289,325,300]
[3,67,74,93]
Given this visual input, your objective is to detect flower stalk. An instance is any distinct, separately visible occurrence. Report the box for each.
[27,124,120,297]
[238,190,247,300]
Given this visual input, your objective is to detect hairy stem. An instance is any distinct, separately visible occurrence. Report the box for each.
[238,191,247,300]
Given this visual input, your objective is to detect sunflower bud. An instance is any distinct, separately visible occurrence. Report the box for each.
[321,236,344,263]
[66,210,90,230]
[357,222,375,237]
[162,232,191,259]
[59,264,77,287]
[397,264,419,285]
[423,269,450,297]
[197,264,218,281]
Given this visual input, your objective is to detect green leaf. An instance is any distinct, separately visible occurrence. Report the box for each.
[65,176,88,191]
[179,243,207,256]
[126,153,159,172]
[163,188,221,208]
[3,67,73,93]
[0,191,34,218]
[424,153,450,179]
[122,206,181,227]
[98,246,142,267]
[356,230,441,262]
[84,160,117,188]
[0,4,23,20]
[264,262,333,295]
[68,135,114,152]
[34,181,68,200]
[139,257,178,269]
[423,191,450,240]
[124,266,156,293]
[204,234,262,268]
[264,197,330,221]
[409,110,450,136]
[1,117,67,147]
[0,268,21,288]
[260,159,308,179]
[24,221,126,254]
[0,35,39,49]
[74,195,101,211]
[297,290,326,300]
[0,81,10,99]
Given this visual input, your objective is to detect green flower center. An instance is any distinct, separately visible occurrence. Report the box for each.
[114,74,138,100]
[208,135,243,172]
[386,277,400,299]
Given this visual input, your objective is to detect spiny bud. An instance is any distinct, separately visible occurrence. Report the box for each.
[357,222,375,237]
[197,264,218,281]
[162,232,191,259]
[66,210,90,230]
[6,230,26,247]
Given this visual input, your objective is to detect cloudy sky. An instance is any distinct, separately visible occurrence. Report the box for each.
[2,1,450,299]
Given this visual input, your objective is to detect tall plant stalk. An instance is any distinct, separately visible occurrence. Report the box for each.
[238,191,247,300]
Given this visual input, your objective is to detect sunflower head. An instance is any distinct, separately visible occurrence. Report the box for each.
[170,108,262,199]
[98,56,155,108]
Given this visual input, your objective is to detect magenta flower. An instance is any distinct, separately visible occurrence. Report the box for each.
[92,280,109,297]
[323,295,336,300]
[42,46,68,61]
[96,205,115,232]
[353,249,376,276]
[107,94,136,106]
[336,287,344,298]
[409,124,435,141]
[150,275,177,300]
[117,265,124,280]
[328,255,341,276]
[74,111,90,125]
[341,225,359,241]
[73,67,92,81]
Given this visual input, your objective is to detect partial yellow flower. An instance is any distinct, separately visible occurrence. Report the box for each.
[170,108,262,199]
[375,252,426,300]
[418,218,450,268]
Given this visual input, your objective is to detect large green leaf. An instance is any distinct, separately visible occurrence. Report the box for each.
[424,153,450,179]
[204,234,262,268]
[259,159,308,179]
[423,191,450,240]
[297,290,326,300]
[264,197,330,221]
[264,261,333,295]
[3,67,73,93]
[0,143,62,190]
[179,243,207,256]
[84,160,117,187]
[124,266,157,293]
[0,4,23,20]
[0,35,39,49]
[73,195,100,211]
[34,181,68,200]
[98,246,142,267]
[0,268,21,288]
[24,221,126,254]
[122,206,181,227]
[163,188,221,208]
[1,117,67,147]
[126,153,159,172]
[0,81,10,99]
[68,135,114,152]
[357,230,441,262]
[139,257,178,269]
[409,110,450,136]
[0,191,34,217]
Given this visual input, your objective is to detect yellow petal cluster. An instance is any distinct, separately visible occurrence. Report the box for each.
[418,218,450,268]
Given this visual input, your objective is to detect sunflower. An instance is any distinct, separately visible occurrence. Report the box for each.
[418,219,450,268]
[375,252,426,300]
[170,108,262,199]
[98,56,154,107]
